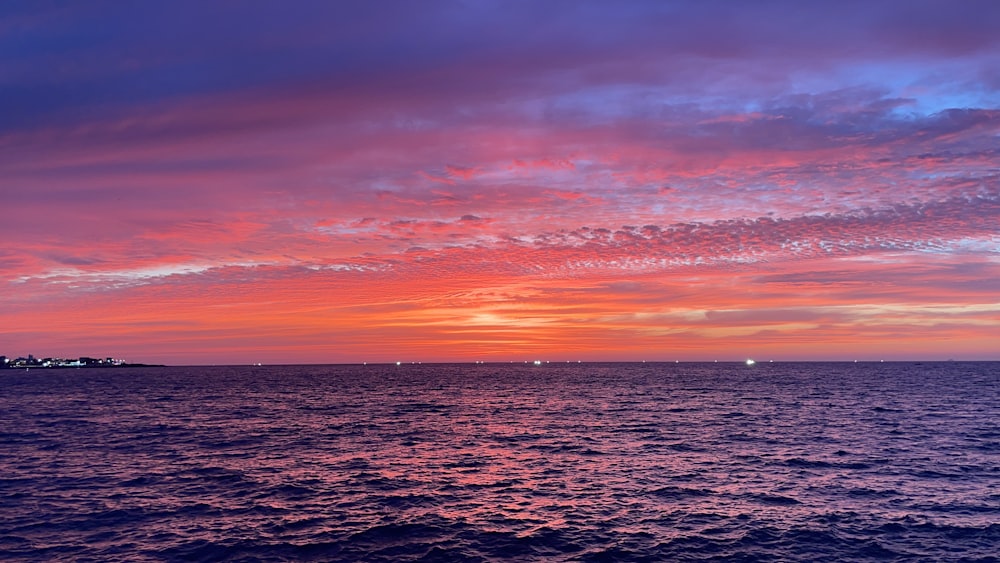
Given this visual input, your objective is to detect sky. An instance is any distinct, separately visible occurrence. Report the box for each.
[2,0,999,364]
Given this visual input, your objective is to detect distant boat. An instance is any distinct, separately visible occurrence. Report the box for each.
[745,358,756,366]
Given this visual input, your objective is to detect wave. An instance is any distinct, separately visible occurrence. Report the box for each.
[2,362,998,561]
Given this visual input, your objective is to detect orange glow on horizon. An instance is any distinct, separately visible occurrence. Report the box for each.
[3,4,999,364]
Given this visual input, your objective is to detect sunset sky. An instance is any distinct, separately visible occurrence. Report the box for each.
[2,1,999,364]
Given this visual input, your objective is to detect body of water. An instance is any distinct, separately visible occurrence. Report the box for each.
[1,362,998,561]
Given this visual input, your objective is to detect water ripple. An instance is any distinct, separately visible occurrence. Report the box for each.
[1,361,998,561]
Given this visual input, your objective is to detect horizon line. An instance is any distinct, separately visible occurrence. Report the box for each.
[133,358,1000,367]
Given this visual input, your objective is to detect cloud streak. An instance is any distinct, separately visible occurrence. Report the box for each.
[2,1,998,362]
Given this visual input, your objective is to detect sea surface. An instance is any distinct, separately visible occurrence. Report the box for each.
[1,362,998,562]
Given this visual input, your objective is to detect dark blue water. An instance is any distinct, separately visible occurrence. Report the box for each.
[1,362,998,561]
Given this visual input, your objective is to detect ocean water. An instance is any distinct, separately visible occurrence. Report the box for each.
[1,362,997,562]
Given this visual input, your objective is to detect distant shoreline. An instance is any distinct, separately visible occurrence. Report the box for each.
[2,363,166,370]
[1,355,166,369]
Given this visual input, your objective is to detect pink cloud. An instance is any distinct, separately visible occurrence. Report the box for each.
[4,2,999,362]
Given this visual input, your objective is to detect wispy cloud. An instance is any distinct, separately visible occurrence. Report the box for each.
[3,1,998,362]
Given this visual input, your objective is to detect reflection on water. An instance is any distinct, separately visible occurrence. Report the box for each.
[1,362,998,561]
